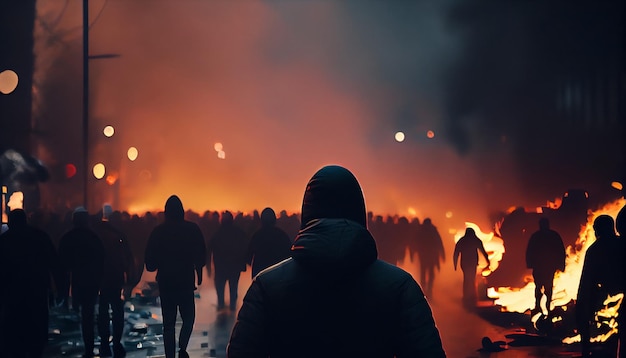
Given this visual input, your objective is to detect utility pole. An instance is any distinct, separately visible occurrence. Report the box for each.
[82,0,89,210]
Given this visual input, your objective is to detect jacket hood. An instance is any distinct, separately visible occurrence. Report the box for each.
[292,218,377,279]
[164,195,185,221]
[260,207,276,227]
[300,165,366,229]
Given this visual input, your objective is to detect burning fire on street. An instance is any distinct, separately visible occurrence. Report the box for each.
[479,197,625,344]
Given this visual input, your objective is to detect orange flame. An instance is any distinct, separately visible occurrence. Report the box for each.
[488,198,625,343]
[454,222,505,276]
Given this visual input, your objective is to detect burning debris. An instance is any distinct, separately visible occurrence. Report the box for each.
[476,197,625,351]
[0,149,49,213]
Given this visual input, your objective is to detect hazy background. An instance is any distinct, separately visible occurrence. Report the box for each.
[31,0,624,232]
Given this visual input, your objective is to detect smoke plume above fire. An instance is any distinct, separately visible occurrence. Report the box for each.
[32,0,623,229]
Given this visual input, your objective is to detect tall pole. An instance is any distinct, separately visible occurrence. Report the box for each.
[82,0,89,209]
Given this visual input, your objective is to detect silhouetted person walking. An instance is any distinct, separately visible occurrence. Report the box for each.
[616,204,626,358]
[453,228,489,309]
[228,165,446,357]
[59,207,105,358]
[208,211,248,311]
[94,204,134,357]
[525,217,565,316]
[145,195,206,358]
[576,214,624,357]
[247,207,292,278]
[416,218,446,298]
[0,209,61,358]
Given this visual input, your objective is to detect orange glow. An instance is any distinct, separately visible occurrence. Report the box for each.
[490,198,625,343]
[0,69,19,94]
[214,142,223,152]
[106,172,119,186]
[426,130,435,138]
[612,181,623,191]
[454,222,504,276]
[7,192,24,210]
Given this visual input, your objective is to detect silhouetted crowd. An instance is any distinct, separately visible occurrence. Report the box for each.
[1,164,625,358]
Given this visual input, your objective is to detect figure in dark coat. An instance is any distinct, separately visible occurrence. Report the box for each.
[208,211,248,311]
[58,207,105,358]
[525,217,566,316]
[415,218,446,298]
[145,195,206,358]
[227,165,446,357]
[247,207,292,278]
[453,228,489,309]
[576,214,624,357]
[0,209,61,358]
[94,204,134,357]
[616,204,626,358]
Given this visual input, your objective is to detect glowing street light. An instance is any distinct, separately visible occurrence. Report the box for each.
[103,125,115,137]
[0,70,18,94]
[93,163,106,179]
[395,131,405,142]
[127,147,138,161]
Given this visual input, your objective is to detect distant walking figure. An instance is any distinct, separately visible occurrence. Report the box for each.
[453,228,489,309]
[208,211,248,311]
[228,165,446,357]
[94,204,134,357]
[416,218,446,298]
[247,207,292,278]
[0,209,61,358]
[525,217,565,316]
[59,207,105,358]
[616,205,626,358]
[576,214,624,357]
[145,195,206,358]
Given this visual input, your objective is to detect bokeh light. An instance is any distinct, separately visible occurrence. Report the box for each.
[106,172,119,186]
[217,150,226,159]
[426,130,435,139]
[611,181,623,191]
[445,211,453,219]
[127,147,139,161]
[65,163,77,178]
[103,125,115,137]
[93,163,106,179]
[394,131,405,142]
[214,142,223,151]
[0,70,19,94]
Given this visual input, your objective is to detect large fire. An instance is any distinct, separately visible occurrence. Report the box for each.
[484,197,625,343]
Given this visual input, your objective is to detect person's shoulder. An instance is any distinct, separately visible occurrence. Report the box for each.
[182,220,202,230]
[254,258,296,281]
[371,259,411,275]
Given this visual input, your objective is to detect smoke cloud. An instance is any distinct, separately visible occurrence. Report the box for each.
[32,0,624,232]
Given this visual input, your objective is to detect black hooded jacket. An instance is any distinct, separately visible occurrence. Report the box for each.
[144,195,206,291]
[228,166,445,357]
[247,208,292,278]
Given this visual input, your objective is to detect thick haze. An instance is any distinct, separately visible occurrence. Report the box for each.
[32,0,624,231]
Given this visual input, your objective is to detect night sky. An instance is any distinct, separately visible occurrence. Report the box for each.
[28,0,625,231]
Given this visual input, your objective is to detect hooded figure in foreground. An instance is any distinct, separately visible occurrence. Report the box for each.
[227,165,446,357]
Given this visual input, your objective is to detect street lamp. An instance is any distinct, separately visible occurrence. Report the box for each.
[82,0,119,210]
